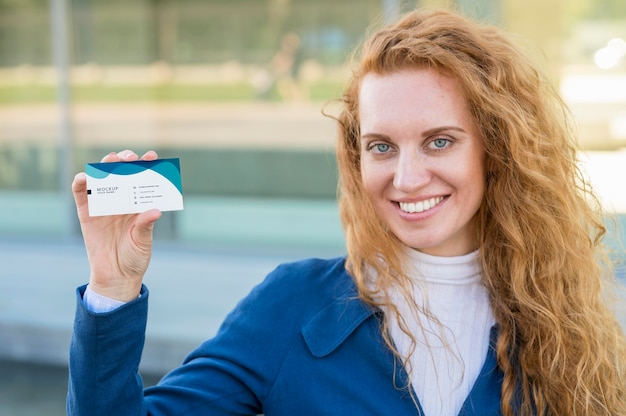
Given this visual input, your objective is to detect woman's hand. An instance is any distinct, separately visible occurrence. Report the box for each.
[72,150,162,302]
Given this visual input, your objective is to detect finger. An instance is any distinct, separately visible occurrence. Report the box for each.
[72,172,86,194]
[71,172,90,219]
[141,150,159,161]
[117,150,139,162]
[100,150,138,163]
[101,151,119,163]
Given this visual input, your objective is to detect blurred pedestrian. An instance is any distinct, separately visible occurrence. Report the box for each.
[255,32,304,101]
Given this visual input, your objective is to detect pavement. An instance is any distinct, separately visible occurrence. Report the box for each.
[0,233,345,375]
[0,102,338,150]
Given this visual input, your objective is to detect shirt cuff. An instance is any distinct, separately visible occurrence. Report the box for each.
[83,284,127,313]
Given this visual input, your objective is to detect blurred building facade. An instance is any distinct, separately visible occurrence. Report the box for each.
[0,0,624,244]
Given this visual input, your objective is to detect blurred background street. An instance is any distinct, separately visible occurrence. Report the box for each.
[1,0,625,414]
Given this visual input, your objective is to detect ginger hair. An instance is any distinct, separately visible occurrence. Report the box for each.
[334,8,626,415]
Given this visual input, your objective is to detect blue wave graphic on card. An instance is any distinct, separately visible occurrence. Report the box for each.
[85,158,182,194]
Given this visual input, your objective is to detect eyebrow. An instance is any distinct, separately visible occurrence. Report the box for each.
[359,132,388,141]
[360,125,467,141]
[421,126,467,137]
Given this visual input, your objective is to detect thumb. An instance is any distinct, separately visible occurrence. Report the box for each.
[72,172,88,206]
[133,209,162,246]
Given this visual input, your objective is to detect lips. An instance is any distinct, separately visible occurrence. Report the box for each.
[398,196,444,213]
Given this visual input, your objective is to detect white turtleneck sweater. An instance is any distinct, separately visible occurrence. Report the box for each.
[379,249,495,416]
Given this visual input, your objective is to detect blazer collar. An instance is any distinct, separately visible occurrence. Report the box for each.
[301,278,378,358]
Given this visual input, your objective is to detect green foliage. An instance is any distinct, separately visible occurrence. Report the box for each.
[0,0,382,66]
[0,80,344,104]
[563,0,626,29]
[587,0,626,19]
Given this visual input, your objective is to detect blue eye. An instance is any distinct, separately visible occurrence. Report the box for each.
[431,138,450,149]
[373,143,391,153]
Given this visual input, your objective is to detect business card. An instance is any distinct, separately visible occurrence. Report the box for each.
[86,158,184,217]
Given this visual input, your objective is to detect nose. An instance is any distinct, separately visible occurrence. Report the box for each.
[392,151,431,193]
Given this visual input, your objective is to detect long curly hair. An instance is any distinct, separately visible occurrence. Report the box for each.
[334,8,626,415]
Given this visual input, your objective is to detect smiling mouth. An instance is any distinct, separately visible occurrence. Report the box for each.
[399,197,444,213]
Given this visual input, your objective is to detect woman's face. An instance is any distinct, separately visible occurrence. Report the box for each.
[358,68,485,257]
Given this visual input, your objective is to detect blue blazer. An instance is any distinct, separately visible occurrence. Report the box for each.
[67,257,505,415]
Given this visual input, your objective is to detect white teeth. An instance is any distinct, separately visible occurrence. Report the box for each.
[399,197,444,213]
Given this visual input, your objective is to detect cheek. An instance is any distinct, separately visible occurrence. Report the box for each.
[465,160,486,205]
[457,146,486,195]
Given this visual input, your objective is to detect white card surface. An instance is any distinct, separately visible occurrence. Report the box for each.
[86,158,184,217]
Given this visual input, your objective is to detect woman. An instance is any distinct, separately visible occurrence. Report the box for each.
[336,8,626,415]
[68,8,626,416]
